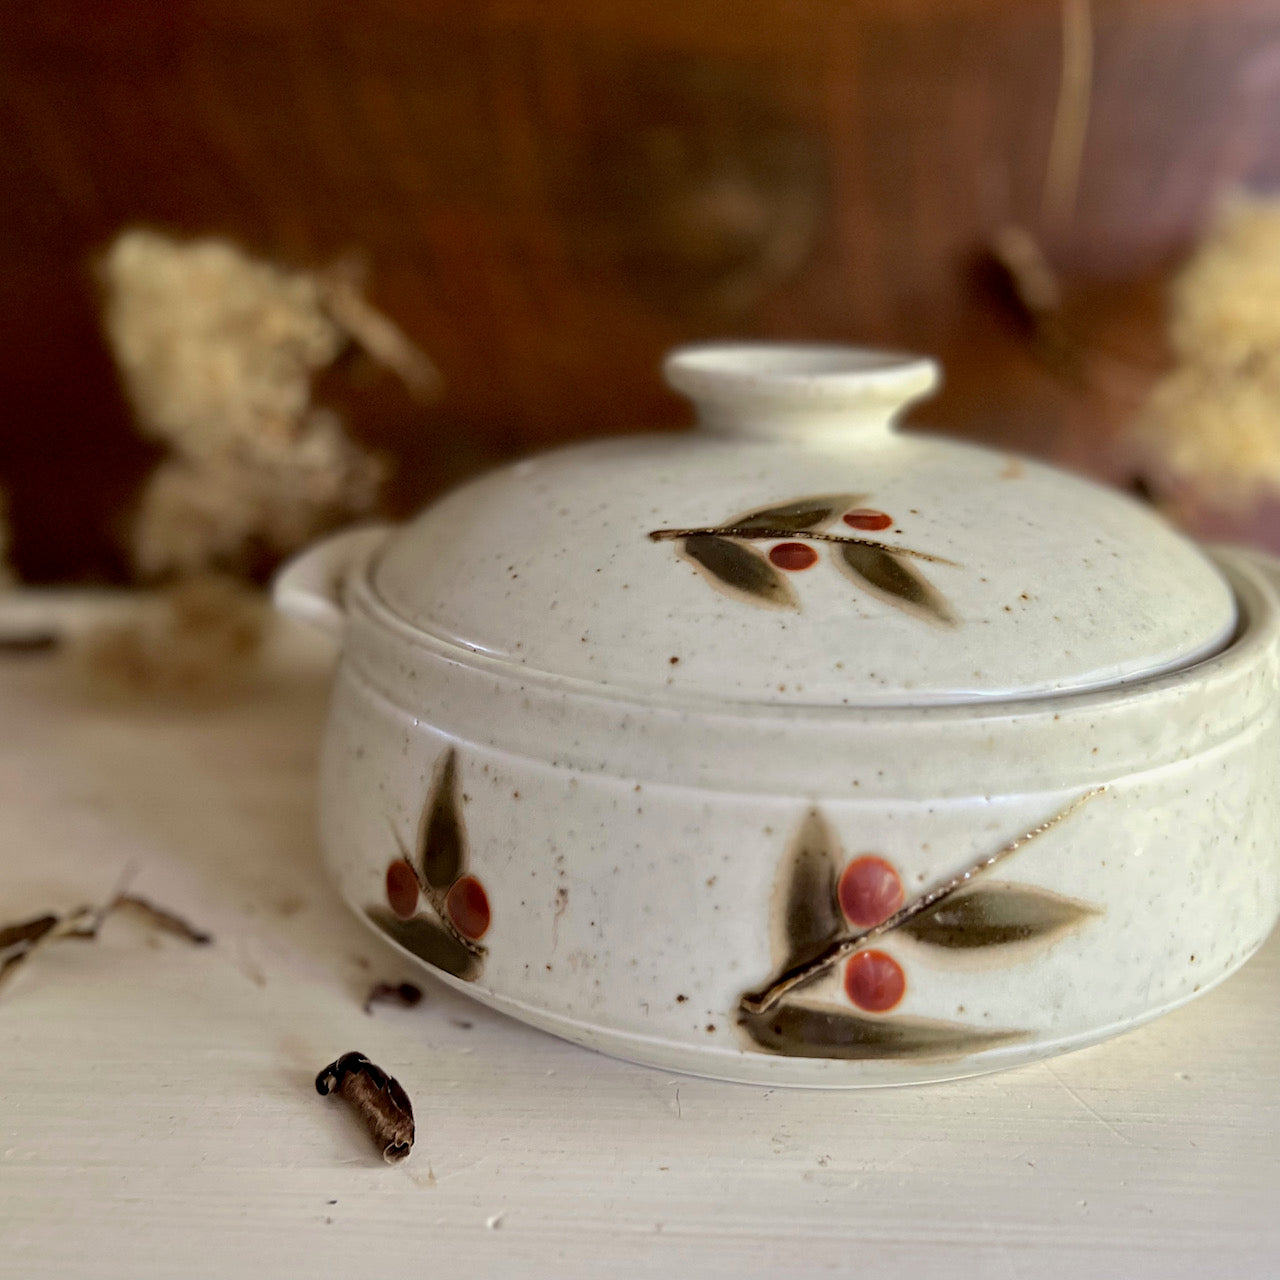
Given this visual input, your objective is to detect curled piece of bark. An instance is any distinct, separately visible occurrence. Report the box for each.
[315,1051,414,1164]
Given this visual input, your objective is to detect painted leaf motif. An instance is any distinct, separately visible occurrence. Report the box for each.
[680,535,798,609]
[774,810,843,971]
[729,494,864,532]
[740,998,1027,1060]
[366,906,484,981]
[417,748,466,890]
[838,541,954,626]
[901,882,1098,949]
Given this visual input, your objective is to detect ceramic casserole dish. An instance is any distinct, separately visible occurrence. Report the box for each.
[275,343,1280,1086]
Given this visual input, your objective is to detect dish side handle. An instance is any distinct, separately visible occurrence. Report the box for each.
[272,524,391,640]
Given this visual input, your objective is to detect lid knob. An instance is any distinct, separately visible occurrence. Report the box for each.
[663,341,940,443]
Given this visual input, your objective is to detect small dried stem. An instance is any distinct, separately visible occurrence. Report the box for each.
[0,631,60,654]
[0,877,211,996]
[1041,0,1094,235]
[648,527,958,566]
[0,913,61,951]
[111,894,213,945]
[0,906,100,991]
[739,788,1106,1016]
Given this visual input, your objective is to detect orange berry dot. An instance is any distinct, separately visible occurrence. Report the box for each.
[844,949,906,1012]
[843,509,893,531]
[385,860,420,919]
[446,875,491,939]
[768,541,819,571]
[838,855,904,926]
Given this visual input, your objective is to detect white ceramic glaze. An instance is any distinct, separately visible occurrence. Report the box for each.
[373,344,1234,705]
[276,343,1280,1087]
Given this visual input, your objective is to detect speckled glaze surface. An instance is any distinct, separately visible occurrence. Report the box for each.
[373,348,1233,706]
[276,343,1280,1086]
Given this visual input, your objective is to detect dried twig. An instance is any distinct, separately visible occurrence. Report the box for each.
[0,913,61,951]
[0,889,213,994]
[0,906,100,992]
[984,225,1084,384]
[0,631,60,655]
[315,1051,415,1163]
[1041,0,1094,235]
[111,894,213,945]
[318,258,442,403]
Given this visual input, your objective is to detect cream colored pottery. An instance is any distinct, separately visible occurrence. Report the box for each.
[275,343,1280,1087]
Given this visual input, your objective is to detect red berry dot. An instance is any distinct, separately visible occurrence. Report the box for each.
[768,541,819,571]
[843,508,893,531]
[844,949,906,1012]
[837,855,904,926]
[386,860,420,919]
[446,875,491,939]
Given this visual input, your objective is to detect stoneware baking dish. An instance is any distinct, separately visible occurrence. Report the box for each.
[275,342,1280,1087]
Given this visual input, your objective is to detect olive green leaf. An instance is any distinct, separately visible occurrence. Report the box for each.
[901,882,1098,950]
[680,535,798,609]
[774,810,844,972]
[837,541,954,626]
[740,998,1027,1060]
[728,494,865,532]
[417,747,466,890]
[366,906,484,982]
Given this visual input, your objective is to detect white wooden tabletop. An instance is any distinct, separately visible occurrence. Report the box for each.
[1,596,1278,1280]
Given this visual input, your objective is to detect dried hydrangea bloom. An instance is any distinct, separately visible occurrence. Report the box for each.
[1135,361,1280,502]
[1168,198,1280,367]
[99,230,429,580]
[102,230,346,453]
[131,410,383,579]
[1130,197,1280,506]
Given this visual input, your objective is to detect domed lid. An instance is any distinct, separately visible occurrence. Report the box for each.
[371,343,1237,707]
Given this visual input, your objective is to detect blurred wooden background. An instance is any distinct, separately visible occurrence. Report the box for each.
[4,0,1280,581]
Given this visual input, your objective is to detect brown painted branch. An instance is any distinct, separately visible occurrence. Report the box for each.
[739,787,1106,1016]
[648,526,958,566]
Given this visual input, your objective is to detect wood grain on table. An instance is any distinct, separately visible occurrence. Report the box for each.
[1,601,1277,1279]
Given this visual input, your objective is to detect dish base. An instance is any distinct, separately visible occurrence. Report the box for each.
[354,899,1266,1088]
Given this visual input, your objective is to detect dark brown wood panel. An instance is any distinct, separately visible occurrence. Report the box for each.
[3,0,1280,579]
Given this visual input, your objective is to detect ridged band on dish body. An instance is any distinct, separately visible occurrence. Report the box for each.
[315,549,1280,1085]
